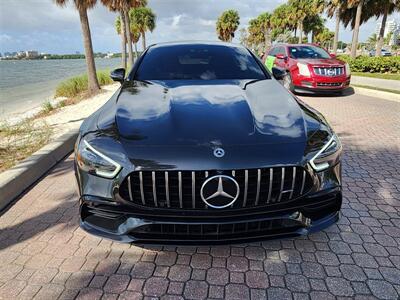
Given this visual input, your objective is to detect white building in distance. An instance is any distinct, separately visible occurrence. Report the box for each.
[375,19,400,46]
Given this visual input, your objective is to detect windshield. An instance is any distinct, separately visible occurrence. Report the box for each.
[288,45,331,59]
[134,44,268,80]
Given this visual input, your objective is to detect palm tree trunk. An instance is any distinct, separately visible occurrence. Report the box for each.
[124,9,134,66]
[264,29,271,51]
[77,6,99,94]
[298,21,303,44]
[376,5,388,57]
[120,12,127,69]
[333,10,340,55]
[142,31,146,50]
[350,0,363,59]
[134,42,138,60]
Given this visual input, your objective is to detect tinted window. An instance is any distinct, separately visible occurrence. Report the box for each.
[269,47,279,56]
[277,47,287,56]
[134,44,267,80]
[288,45,331,59]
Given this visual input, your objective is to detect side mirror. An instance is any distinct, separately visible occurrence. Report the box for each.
[330,53,336,58]
[110,68,125,83]
[276,54,287,60]
[272,67,287,81]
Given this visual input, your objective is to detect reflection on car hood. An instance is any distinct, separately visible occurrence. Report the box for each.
[110,79,307,146]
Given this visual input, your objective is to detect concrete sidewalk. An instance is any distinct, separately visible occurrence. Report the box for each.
[351,75,400,91]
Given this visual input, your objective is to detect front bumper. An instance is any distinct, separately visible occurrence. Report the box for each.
[79,187,342,244]
[293,76,351,94]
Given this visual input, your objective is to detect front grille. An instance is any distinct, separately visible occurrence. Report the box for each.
[313,66,344,76]
[129,219,304,241]
[119,167,313,210]
[317,82,342,87]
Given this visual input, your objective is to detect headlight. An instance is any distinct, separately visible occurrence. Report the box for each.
[297,63,311,76]
[345,63,351,76]
[309,134,341,172]
[76,139,121,178]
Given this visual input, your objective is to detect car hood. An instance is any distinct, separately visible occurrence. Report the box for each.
[297,58,345,66]
[112,80,307,145]
[93,79,326,170]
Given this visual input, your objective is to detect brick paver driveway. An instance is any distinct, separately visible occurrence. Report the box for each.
[1,91,399,300]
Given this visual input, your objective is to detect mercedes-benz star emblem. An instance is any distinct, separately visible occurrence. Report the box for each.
[213,148,225,158]
[200,175,240,209]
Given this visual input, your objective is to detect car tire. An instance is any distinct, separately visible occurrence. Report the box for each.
[283,73,294,92]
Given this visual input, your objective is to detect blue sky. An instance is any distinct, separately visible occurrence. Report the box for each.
[0,0,399,54]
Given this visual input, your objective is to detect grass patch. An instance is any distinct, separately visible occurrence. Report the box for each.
[353,72,400,81]
[0,119,52,172]
[55,69,113,98]
[41,100,54,114]
[352,84,400,95]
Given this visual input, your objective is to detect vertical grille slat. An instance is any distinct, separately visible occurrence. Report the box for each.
[127,176,133,201]
[254,169,261,205]
[267,168,273,204]
[192,171,196,209]
[277,167,285,202]
[300,170,306,195]
[152,171,158,207]
[139,171,145,205]
[178,171,183,208]
[290,167,296,199]
[122,166,313,209]
[165,172,170,208]
[242,170,249,207]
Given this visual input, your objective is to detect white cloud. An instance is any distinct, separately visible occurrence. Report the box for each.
[171,14,184,28]
[0,0,399,54]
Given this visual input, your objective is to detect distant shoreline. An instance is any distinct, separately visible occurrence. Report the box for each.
[0,55,122,61]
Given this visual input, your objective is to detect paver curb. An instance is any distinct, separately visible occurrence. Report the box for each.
[353,86,400,103]
[0,128,79,211]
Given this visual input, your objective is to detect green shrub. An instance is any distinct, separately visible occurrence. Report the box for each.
[55,70,114,98]
[41,100,54,114]
[337,55,400,74]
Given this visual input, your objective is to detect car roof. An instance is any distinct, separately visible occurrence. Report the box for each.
[148,40,246,50]
[272,43,321,47]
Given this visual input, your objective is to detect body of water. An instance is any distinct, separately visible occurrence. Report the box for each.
[0,58,121,118]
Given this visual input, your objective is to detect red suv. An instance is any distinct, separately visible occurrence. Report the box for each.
[265,44,351,94]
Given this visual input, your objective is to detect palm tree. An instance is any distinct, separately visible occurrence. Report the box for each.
[114,15,127,68]
[248,18,264,50]
[271,4,293,39]
[340,0,375,58]
[349,0,364,58]
[303,14,325,43]
[54,0,100,94]
[102,0,127,68]
[102,1,145,67]
[130,7,156,50]
[116,16,141,59]
[373,0,400,56]
[216,10,240,42]
[288,0,312,43]
[130,23,141,59]
[326,0,346,54]
[315,27,335,48]
[258,13,272,50]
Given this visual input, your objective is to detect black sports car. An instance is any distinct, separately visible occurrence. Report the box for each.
[75,41,342,244]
